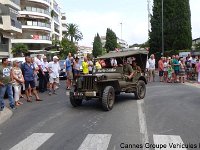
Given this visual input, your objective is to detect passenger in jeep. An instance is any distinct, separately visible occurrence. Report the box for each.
[132,60,141,73]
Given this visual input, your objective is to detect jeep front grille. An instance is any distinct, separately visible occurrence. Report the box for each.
[82,76,95,90]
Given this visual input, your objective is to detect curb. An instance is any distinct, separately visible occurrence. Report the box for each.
[184,82,200,88]
[0,107,13,125]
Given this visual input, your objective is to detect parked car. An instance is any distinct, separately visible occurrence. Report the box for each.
[59,60,66,79]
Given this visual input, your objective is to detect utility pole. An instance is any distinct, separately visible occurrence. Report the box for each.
[120,22,122,40]
[161,0,164,56]
[147,0,151,39]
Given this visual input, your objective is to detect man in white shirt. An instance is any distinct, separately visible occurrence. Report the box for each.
[110,58,118,67]
[48,56,60,95]
[148,54,156,82]
[88,58,93,74]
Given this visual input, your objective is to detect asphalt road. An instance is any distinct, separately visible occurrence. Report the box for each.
[0,81,200,150]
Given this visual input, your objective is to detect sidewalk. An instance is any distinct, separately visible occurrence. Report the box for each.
[184,80,200,88]
[0,107,13,125]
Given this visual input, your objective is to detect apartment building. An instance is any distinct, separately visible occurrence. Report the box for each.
[61,12,67,38]
[100,36,129,49]
[77,46,92,58]
[11,0,63,52]
[0,0,22,58]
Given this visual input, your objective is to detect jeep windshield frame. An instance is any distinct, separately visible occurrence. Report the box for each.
[94,48,148,73]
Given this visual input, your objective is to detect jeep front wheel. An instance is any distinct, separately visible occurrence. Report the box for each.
[70,86,83,107]
[135,80,146,99]
[102,86,115,111]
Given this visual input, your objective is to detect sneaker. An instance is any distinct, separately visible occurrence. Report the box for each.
[53,91,57,95]
[49,91,52,95]
[0,107,4,111]
[10,106,17,110]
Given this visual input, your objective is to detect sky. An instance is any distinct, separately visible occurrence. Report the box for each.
[57,0,200,47]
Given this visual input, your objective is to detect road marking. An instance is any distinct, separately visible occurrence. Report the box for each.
[78,134,112,150]
[137,100,149,150]
[153,135,187,150]
[9,133,54,150]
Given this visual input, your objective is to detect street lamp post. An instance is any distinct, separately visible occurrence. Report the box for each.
[161,0,164,56]
[120,22,122,40]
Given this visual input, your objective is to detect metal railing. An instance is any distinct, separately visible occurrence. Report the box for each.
[24,7,50,16]
[11,19,22,29]
[10,0,20,6]
[23,21,51,28]
[21,35,51,40]
[53,17,59,23]
[0,44,9,52]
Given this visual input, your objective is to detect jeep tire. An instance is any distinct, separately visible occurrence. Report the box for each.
[102,86,115,111]
[70,86,83,107]
[134,80,146,99]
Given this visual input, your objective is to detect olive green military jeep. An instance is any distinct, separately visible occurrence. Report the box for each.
[70,49,148,111]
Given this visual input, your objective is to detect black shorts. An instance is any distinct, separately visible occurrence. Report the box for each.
[159,71,164,77]
[174,70,179,76]
[25,80,36,90]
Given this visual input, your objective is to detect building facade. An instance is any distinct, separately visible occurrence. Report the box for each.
[0,0,22,58]
[11,0,63,53]
[61,12,67,38]
[100,36,129,49]
[77,46,92,58]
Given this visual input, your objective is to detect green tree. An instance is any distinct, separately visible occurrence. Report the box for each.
[149,0,192,56]
[105,28,117,53]
[64,23,83,43]
[92,33,103,58]
[59,38,77,59]
[12,43,28,57]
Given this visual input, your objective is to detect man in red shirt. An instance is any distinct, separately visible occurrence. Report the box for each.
[158,57,164,82]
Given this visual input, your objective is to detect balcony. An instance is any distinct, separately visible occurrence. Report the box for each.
[22,21,51,32]
[27,0,50,7]
[1,16,22,33]
[53,4,60,15]
[0,0,21,11]
[0,44,9,52]
[12,34,52,44]
[20,7,51,19]
[53,17,60,25]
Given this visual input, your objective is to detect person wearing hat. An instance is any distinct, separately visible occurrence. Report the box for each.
[11,60,24,106]
[48,56,61,95]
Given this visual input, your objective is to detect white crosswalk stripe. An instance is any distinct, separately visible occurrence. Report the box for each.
[153,134,187,150]
[78,134,112,150]
[9,133,54,150]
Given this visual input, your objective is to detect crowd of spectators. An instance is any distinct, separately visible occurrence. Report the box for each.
[147,54,200,83]
[0,55,61,111]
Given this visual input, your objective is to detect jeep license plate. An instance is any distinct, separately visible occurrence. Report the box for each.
[85,91,96,97]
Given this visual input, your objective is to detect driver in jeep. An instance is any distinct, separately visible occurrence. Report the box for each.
[123,59,134,81]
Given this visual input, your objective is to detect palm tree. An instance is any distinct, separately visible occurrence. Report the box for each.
[64,23,83,43]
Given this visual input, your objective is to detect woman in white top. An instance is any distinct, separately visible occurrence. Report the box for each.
[12,60,24,106]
